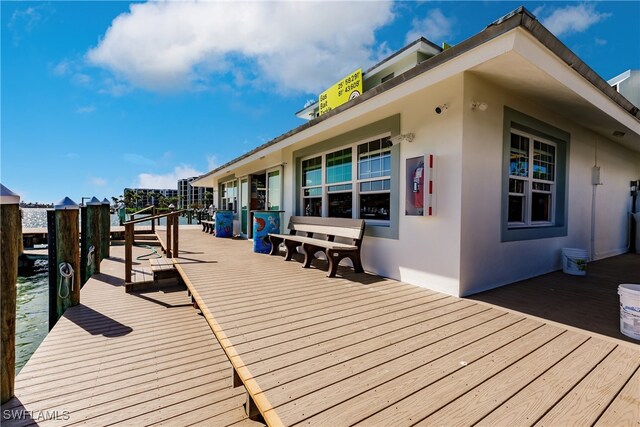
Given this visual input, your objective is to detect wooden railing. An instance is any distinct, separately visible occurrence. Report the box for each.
[130,205,156,233]
[124,210,184,283]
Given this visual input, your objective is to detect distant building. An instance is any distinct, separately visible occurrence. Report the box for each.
[177,178,213,209]
[608,70,640,108]
[123,188,178,207]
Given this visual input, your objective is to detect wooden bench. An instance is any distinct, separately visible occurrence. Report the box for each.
[202,220,215,234]
[267,216,365,277]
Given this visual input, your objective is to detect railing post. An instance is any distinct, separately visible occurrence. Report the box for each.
[166,215,172,258]
[151,206,156,234]
[172,213,179,258]
[101,198,110,259]
[125,224,133,283]
[1,184,20,404]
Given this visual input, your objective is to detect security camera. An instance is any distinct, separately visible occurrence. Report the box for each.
[435,104,448,114]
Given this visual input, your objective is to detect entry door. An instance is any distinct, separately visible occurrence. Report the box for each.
[240,177,249,236]
[266,168,282,211]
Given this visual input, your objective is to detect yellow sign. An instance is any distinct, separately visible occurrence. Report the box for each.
[318,69,362,116]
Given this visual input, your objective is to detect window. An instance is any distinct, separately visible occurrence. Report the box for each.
[501,107,568,242]
[220,180,237,212]
[302,156,322,216]
[508,130,556,226]
[300,136,392,223]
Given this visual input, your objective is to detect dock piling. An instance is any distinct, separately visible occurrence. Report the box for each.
[48,197,80,329]
[1,184,20,404]
[81,197,102,284]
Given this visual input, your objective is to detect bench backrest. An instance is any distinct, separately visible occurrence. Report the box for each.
[287,216,365,242]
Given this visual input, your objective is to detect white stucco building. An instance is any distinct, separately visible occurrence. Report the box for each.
[193,7,640,297]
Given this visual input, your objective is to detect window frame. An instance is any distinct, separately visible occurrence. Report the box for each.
[298,132,392,225]
[508,129,557,228]
[501,107,569,242]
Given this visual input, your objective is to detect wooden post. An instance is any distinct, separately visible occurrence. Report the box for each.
[51,197,80,326]
[81,198,101,284]
[172,213,179,258]
[166,215,172,258]
[1,184,20,403]
[151,206,156,234]
[125,224,133,284]
[101,198,110,259]
[47,210,57,329]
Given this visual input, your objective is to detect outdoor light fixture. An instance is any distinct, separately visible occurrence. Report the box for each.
[470,101,489,111]
[391,133,416,144]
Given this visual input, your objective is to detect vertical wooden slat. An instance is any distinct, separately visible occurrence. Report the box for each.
[166,216,172,258]
[173,213,179,258]
[125,224,133,283]
[151,206,156,234]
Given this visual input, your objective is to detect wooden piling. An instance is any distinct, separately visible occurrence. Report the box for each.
[51,197,81,324]
[101,198,110,259]
[81,197,102,284]
[1,185,20,403]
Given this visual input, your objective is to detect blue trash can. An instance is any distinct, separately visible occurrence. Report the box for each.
[252,211,282,253]
[215,210,234,238]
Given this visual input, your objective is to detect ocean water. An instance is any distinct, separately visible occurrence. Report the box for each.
[15,208,192,373]
[15,261,49,374]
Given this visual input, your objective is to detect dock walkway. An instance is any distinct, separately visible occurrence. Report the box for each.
[174,228,639,426]
[2,245,255,427]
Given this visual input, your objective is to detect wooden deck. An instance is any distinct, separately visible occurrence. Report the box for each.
[173,228,639,426]
[468,252,640,343]
[1,245,256,427]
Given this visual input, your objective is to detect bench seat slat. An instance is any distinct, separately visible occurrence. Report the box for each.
[268,234,358,250]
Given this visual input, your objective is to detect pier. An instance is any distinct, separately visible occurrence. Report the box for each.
[2,238,257,427]
[2,226,638,426]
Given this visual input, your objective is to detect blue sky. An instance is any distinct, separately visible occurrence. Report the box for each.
[2,1,639,203]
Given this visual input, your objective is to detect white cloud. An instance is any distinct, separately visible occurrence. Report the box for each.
[90,177,107,186]
[541,4,611,37]
[136,165,203,189]
[405,9,455,45]
[594,37,607,46]
[86,1,395,94]
[54,60,70,76]
[76,105,96,114]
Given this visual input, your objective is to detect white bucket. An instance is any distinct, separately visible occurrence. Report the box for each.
[561,248,589,276]
[618,284,640,340]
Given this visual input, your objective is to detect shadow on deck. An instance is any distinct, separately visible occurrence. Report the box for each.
[468,253,640,344]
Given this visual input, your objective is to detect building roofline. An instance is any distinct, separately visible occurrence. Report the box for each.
[196,6,640,183]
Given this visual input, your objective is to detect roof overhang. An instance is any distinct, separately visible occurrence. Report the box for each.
[192,7,640,188]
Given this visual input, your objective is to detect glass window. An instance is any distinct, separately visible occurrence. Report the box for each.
[299,137,392,224]
[508,131,556,227]
[267,170,281,210]
[326,148,352,184]
[302,157,322,187]
[328,193,352,218]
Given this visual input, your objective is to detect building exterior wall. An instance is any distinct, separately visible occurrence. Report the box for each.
[459,72,640,296]
[277,75,466,296]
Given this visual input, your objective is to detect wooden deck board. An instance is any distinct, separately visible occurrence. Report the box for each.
[170,228,638,427]
[1,244,249,427]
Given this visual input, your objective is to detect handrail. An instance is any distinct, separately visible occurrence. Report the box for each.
[124,210,185,226]
[131,205,154,216]
[124,210,184,284]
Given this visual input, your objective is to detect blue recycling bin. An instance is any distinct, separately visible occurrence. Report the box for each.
[214,210,234,238]
[252,211,282,253]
